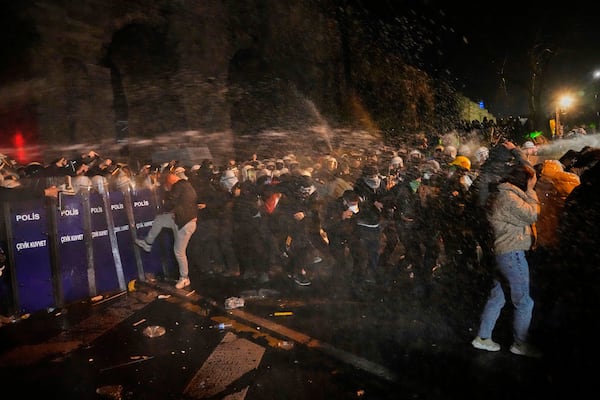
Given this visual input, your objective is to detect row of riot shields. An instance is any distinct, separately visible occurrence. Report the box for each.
[0,187,178,316]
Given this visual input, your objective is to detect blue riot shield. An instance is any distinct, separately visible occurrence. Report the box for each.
[55,193,89,303]
[130,188,166,277]
[8,198,54,314]
[110,190,140,283]
[89,192,123,294]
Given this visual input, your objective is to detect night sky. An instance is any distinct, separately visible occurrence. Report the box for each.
[2,1,599,122]
[414,1,600,118]
[355,0,600,118]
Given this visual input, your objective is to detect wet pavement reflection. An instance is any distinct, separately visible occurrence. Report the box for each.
[0,262,594,399]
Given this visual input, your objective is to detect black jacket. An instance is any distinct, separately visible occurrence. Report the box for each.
[163,179,198,229]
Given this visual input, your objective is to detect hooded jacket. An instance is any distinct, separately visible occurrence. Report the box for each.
[488,182,539,255]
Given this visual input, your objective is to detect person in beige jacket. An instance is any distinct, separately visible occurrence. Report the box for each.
[471,164,541,358]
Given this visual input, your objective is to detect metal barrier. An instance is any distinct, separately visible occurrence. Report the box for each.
[0,186,177,316]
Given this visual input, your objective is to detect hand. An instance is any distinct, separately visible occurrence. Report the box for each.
[44,186,59,198]
[293,212,305,221]
[502,141,516,150]
[342,210,354,219]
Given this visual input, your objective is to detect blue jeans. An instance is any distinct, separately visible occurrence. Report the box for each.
[145,213,197,280]
[476,251,534,344]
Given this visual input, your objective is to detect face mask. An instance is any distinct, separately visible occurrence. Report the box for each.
[298,184,316,199]
[365,176,380,189]
[347,204,359,214]
[409,180,420,193]
[423,172,431,180]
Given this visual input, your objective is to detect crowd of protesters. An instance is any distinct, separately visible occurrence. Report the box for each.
[1,130,600,357]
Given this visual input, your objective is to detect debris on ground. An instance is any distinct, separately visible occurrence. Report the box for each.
[142,325,166,338]
[96,384,124,399]
[224,297,245,309]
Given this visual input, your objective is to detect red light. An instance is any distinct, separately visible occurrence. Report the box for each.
[13,131,25,147]
[13,131,26,164]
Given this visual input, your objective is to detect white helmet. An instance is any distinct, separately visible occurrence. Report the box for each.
[474,146,489,164]
[522,141,536,150]
[443,145,457,159]
[409,149,422,160]
[390,156,403,169]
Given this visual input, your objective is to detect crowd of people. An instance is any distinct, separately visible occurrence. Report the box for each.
[1,133,599,359]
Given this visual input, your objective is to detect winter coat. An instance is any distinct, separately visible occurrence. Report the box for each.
[353,176,386,227]
[162,179,198,229]
[534,160,580,250]
[322,196,358,244]
[470,145,531,209]
[488,182,539,255]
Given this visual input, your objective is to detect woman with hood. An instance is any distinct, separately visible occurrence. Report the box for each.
[471,164,541,358]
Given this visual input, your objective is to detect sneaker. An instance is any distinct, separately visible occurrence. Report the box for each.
[509,342,542,358]
[293,274,312,286]
[135,238,151,252]
[471,336,501,352]
[175,277,191,289]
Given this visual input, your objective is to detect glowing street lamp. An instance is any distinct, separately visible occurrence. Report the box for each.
[555,94,574,139]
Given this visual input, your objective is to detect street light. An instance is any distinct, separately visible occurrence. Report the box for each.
[555,94,574,139]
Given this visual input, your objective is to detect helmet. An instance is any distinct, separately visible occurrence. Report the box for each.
[450,155,471,171]
[173,166,188,180]
[324,156,338,171]
[220,169,239,190]
[390,156,403,168]
[424,159,441,173]
[409,149,422,160]
[443,146,457,159]
[522,141,536,150]
[474,147,489,164]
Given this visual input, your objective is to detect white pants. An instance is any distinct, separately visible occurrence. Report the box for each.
[145,213,197,279]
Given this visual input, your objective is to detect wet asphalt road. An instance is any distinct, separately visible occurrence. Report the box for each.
[0,261,595,400]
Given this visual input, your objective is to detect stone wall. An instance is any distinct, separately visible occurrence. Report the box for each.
[0,0,349,161]
[1,1,459,165]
